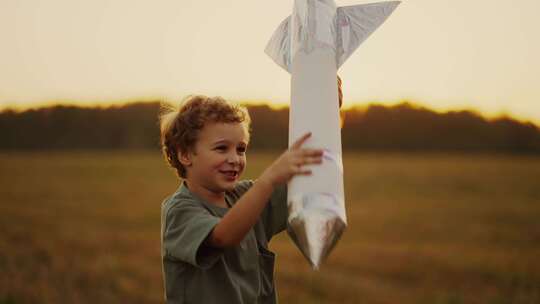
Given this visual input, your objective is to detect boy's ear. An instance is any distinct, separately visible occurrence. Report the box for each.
[178,149,192,167]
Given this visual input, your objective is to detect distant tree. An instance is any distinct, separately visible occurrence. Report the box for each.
[1,101,539,153]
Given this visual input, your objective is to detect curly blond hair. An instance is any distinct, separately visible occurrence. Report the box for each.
[159,95,251,178]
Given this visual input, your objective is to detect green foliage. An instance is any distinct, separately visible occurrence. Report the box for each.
[1,102,539,152]
[342,103,540,152]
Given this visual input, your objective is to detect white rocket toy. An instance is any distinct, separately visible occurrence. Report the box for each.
[265,0,400,268]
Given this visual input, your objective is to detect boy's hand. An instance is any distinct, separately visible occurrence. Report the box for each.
[259,132,323,188]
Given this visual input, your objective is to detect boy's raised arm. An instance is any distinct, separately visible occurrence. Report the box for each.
[207,132,323,248]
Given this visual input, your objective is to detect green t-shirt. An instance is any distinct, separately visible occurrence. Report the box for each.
[161,180,288,304]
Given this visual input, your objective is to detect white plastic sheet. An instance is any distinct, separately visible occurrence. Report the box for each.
[265,0,401,70]
[265,0,400,268]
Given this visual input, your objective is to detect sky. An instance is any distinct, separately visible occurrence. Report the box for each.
[1,0,539,123]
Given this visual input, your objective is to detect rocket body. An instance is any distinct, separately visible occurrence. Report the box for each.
[265,0,400,268]
[288,47,345,268]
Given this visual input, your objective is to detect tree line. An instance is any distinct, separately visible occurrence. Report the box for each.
[1,101,539,153]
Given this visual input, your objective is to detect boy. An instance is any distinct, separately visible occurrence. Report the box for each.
[159,78,342,303]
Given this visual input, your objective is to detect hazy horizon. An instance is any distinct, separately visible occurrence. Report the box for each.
[2,97,538,127]
[1,0,539,124]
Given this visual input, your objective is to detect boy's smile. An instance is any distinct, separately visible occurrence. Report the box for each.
[180,122,249,205]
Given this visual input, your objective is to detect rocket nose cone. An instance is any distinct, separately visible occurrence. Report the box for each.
[287,204,346,269]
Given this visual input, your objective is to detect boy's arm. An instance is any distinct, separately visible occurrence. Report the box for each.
[207,132,323,248]
[207,178,274,247]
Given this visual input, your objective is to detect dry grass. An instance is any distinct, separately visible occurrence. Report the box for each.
[1,151,539,304]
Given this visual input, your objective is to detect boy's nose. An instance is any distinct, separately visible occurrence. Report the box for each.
[227,154,240,164]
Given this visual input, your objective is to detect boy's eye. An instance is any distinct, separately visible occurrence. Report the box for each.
[215,146,227,151]
[237,146,247,153]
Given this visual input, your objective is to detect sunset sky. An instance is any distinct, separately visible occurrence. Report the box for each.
[1,0,539,123]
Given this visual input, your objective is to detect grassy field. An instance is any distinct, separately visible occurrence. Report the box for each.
[1,151,539,304]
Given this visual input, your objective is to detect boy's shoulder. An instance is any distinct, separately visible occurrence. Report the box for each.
[160,184,200,216]
[161,180,256,216]
[225,179,255,201]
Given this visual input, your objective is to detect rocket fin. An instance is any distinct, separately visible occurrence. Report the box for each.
[264,15,292,73]
[335,1,400,68]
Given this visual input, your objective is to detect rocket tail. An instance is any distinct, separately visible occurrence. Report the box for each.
[264,1,400,72]
[264,15,292,73]
[335,1,401,68]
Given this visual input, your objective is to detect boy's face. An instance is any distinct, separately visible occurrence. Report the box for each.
[181,122,249,193]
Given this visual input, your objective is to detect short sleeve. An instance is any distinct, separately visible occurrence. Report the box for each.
[227,180,255,200]
[163,200,222,269]
[262,183,288,240]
